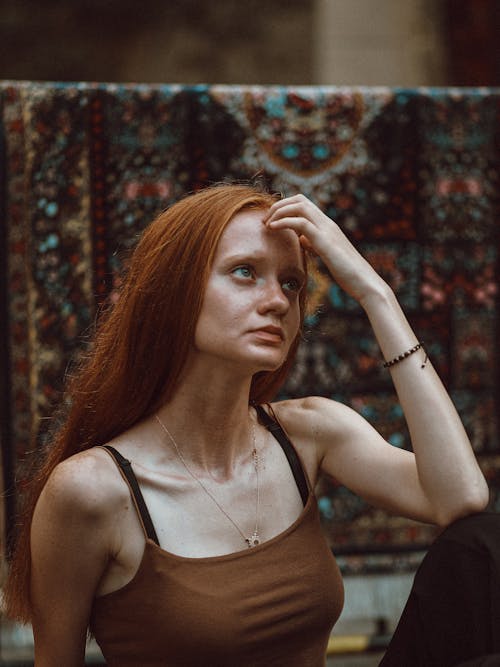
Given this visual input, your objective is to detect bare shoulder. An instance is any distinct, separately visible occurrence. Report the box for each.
[30,448,128,653]
[270,395,359,441]
[38,447,128,523]
[266,397,360,485]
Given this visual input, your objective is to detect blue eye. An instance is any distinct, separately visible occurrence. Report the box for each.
[233,266,254,279]
[282,277,302,293]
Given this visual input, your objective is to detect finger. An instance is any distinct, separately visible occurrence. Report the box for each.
[266,202,314,226]
[266,215,311,235]
[266,194,310,218]
[299,235,317,255]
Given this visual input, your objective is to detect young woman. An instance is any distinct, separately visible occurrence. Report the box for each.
[4,184,491,666]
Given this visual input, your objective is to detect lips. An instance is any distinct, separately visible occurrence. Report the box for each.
[252,325,284,343]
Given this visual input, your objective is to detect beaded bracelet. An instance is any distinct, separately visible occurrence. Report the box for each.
[383,342,427,369]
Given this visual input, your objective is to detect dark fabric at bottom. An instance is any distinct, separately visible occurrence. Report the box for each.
[379,512,500,667]
[456,656,500,666]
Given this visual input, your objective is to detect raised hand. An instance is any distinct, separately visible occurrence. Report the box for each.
[265,194,387,306]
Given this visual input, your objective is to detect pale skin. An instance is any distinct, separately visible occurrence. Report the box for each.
[30,195,489,666]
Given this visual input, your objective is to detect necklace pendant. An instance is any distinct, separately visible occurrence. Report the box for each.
[246,531,260,548]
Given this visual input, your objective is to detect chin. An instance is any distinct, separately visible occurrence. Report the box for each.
[250,351,287,373]
[207,343,290,375]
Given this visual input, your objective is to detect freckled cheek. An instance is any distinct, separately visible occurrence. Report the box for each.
[197,288,254,332]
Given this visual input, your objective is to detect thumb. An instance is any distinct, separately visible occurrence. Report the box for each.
[299,235,317,255]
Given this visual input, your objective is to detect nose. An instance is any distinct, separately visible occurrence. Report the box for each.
[257,279,290,316]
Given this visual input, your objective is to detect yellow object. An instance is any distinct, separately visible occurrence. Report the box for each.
[327,634,370,654]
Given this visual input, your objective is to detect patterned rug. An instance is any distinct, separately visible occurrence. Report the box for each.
[1,82,499,572]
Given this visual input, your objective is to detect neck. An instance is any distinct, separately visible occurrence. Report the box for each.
[154,365,258,477]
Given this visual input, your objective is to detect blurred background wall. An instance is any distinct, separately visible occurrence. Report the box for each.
[0,0,498,87]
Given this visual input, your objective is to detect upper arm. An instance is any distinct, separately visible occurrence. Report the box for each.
[275,396,437,524]
[30,452,117,666]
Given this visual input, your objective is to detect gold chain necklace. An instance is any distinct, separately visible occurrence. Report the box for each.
[155,412,261,548]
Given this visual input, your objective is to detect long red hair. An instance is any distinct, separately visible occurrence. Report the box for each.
[3,183,308,622]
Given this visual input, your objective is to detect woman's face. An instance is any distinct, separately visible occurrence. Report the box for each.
[193,208,305,375]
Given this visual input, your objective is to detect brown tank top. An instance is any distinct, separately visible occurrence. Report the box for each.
[90,408,344,666]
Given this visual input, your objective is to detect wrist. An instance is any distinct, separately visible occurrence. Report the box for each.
[358,280,395,313]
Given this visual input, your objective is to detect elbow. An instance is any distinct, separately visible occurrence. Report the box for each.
[463,476,491,516]
[435,483,490,529]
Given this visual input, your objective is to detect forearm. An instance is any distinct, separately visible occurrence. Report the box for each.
[361,283,489,524]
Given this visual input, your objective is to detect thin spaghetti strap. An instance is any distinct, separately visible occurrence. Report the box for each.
[100,445,160,546]
[254,404,310,506]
